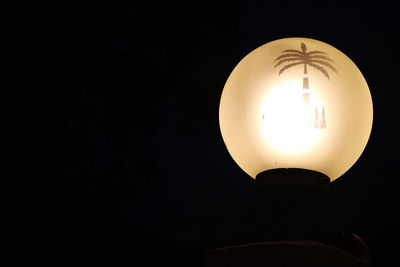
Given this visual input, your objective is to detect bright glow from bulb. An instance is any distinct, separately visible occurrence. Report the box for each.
[260,81,322,154]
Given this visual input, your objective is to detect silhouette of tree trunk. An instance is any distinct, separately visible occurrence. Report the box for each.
[302,77,310,106]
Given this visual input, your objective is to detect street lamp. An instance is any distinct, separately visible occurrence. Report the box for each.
[207,37,373,266]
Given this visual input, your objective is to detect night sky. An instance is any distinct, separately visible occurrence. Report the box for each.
[4,1,399,266]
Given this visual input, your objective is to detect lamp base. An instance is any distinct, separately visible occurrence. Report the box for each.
[255,168,330,201]
[204,168,371,266]
[255,168,330,240]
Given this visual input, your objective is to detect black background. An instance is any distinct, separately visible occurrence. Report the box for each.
[3,1,399,266]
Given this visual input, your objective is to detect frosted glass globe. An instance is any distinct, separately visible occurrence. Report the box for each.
[219,37,373,181]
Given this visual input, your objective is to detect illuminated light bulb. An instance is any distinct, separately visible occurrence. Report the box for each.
[219,37,373,181]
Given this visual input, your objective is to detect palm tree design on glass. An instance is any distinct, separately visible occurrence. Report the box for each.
[274,42,337,129]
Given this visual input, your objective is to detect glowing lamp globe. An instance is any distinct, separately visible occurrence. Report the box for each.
[219,37,373,182]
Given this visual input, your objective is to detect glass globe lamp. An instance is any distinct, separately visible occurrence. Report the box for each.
[219,37,373,193]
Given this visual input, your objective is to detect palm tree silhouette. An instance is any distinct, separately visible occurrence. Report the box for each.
[274,42,337,80]
[273,42,337,129]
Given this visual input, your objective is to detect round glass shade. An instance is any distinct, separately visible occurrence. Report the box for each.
[219,37,373,181]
